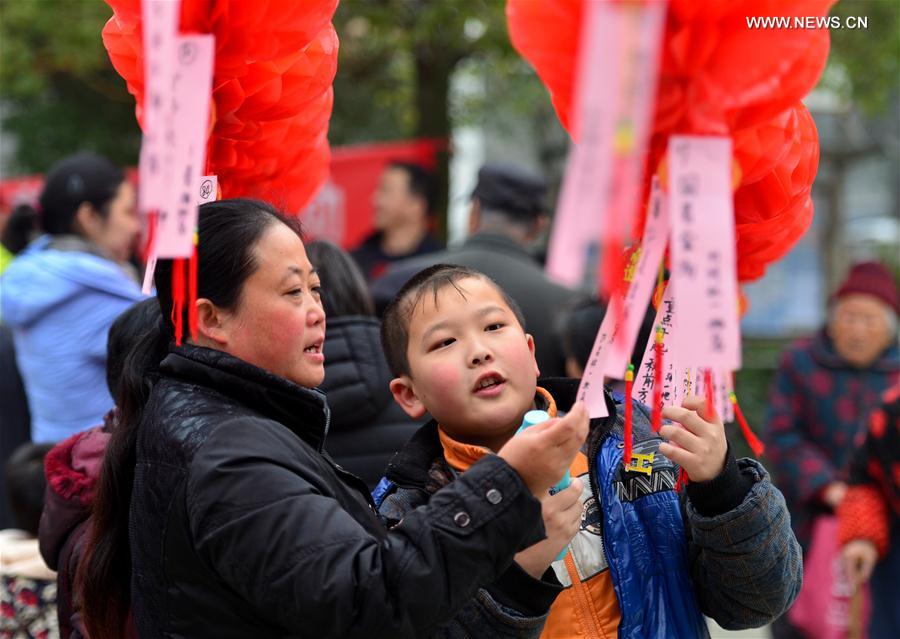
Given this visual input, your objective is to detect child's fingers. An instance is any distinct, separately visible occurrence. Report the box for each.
[681,394,718,424]
[659,422,702,452]
[550,477,583,509]
[658,441,695,469]
[661,405,712,437]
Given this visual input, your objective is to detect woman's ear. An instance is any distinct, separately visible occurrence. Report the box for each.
[72,202,102,239]
[389,376,426,419]
[195,298,229,346]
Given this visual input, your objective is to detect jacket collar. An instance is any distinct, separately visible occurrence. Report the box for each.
[159,344,331,451]
[385,378,618,488]
[461,233,536,262]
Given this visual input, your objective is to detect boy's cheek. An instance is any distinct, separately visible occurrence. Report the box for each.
[422,361,466,406]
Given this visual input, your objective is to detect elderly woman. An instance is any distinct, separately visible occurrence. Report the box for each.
[766,261,899,550]
[766,261,898,639]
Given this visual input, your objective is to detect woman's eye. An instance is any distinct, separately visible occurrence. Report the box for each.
[485,323,503,332]
[287,288,303,297]
[311,286,322,298]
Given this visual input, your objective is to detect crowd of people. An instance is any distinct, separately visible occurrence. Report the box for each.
[0,151,896,638]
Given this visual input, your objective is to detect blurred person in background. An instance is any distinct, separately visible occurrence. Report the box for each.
[0,152,145,443]
[765,260,899,638]
[838,384,900,638]
[39,298,160,639]
[350,161,442,281]
[0,204,40,274]
[371,163,577,377]
[0,442,57,638]
[305,240,423,489]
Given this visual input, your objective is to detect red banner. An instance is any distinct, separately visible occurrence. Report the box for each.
[0,137,443,251]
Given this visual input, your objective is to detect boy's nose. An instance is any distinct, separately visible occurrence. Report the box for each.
[470,349,493,366]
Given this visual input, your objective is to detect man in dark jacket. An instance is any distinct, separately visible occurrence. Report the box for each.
[370,163,577,377]
[351,162,443,281]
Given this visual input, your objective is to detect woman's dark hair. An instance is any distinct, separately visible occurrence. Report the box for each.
[38,152,124,236]
[78,199,299,639]
[106,298,163,397]
[305,240,374,317]
[1,204,40,254]
[4,442,54,536]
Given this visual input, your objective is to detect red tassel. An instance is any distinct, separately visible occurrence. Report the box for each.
[730,392,765,457]
[704,369,716,420]
[651,327,664,432]
[188,242,199,341]
[624,364,634,465]
[171,258,186,346]
[676,467,690,492]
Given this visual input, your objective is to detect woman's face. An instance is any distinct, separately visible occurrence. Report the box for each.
[829,294,896,368]
[88,182,141,262]
[216,222,327,388]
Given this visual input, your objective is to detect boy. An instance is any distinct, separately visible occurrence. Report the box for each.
[375,265,802,638]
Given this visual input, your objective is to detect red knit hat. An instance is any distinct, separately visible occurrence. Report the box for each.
[832,261,899,314]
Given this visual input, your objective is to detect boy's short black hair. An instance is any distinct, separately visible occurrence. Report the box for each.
[381,264,526,378]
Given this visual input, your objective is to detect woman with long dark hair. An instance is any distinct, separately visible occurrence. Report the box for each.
[78,199,586,639]
[0,152,144,443]
[305,240,422,488]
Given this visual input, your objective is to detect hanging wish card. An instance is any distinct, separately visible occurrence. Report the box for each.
[667,135,742,372]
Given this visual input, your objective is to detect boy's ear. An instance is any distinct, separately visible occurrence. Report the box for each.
[196,298,229,346]
[526,333,540,379]
[389,376,427,419]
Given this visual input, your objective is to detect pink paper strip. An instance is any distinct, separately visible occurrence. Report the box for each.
[142,173,216,293]
[667,135,742,371]
[635,284,680,409]
[156,35,215,258]
[606,178,668,379]
[138,0,180,214]
[575,179,669,417]
[545,1,666,289]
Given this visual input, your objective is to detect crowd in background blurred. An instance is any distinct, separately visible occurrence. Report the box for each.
[0,151,897,638]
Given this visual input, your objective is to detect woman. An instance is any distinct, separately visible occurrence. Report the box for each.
[78,199,586,639]
[305,240,422,489]
[0,152,144,443]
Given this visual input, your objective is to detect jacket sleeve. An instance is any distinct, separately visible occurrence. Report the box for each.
[378,484,562,637]
[186,419,546,639]
[763,347,836,507]
[684,459,803,630]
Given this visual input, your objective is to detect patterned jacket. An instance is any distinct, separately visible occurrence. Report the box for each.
[375,379,802,638]
[765,330,899,549]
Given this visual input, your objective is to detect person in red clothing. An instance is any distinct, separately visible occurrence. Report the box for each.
[838,384,900,638]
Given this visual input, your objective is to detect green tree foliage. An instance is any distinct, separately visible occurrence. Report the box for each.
[824,0,900,115]
[0,0,141,174]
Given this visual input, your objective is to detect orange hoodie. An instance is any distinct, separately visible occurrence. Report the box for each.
[438,388,622,639]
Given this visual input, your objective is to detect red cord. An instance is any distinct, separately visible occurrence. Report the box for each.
[731,392,765,457]
[651,328,663,432]
[171,258,186,346]
[704,369,716,420]
[624,364,634,465]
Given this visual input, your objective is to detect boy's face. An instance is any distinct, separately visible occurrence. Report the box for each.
[390,277,540,449]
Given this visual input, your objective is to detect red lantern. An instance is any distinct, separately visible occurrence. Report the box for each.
[102,0,339,213]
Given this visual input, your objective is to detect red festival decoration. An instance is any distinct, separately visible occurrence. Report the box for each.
[507,0,833,281]
[101,0,339,213]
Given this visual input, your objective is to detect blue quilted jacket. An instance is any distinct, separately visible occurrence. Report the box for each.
[375,379,802,638]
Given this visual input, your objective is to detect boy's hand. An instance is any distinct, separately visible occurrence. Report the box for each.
[658,395,727,482]
[842,539,878,587]
[515,478,584,579]
[498,402,589,496]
